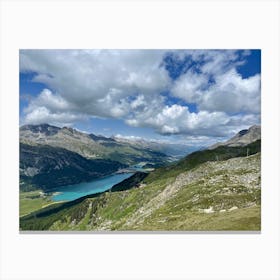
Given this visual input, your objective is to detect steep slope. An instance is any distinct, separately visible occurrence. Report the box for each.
[20,146,261,231]
[209,125,261,149]
[109,172,148,192]
[20,124,169,165]
[20,124,106,159]
[145,139,260,184]
[20,143,126,191]
[124,153,260,230]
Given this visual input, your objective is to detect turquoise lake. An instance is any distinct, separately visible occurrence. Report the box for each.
[51,172,134,202]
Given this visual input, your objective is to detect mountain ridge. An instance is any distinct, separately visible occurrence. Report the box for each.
[20,123,170,165]
[209,125,261,149]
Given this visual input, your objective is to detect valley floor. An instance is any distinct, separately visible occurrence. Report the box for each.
[20,191,53,217]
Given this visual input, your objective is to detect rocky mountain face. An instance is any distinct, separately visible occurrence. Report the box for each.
[20,123,60,136]
[20,124,104,159]
[20,124,169,165]
[209,125,261,149]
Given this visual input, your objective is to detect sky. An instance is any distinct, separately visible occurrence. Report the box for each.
[19,49,261,147]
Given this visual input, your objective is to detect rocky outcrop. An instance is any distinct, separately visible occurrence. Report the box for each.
[209,125,261,149]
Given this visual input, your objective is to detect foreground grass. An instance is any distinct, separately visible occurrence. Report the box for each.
[20,191,54,217]
[131,206,261,231]
[21,193,260,231]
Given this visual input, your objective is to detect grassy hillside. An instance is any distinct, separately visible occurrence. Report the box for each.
[145,139,260,183]
[20,191,53,217]
[20,150,261,231]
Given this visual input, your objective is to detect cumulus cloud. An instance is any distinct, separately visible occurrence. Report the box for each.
[20,49,171,119]
[24,106,87,127]
[126,102,257,137]
[171,71,208,103]
[114,134,144,141]
[200,70,260,114]
[171,51,260,115]
[20,49,260,139]
[23,89,87,126]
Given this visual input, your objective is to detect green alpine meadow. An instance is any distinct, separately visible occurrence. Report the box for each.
[19,49,261,231]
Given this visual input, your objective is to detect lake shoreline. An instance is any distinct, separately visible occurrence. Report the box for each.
[50,171,136,202]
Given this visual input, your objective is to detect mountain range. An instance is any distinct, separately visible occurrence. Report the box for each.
[20,124,261,231]
[20,124,171,164]
[20,124,175,191]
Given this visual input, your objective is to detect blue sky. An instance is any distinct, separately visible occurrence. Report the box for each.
[20,49,261,146]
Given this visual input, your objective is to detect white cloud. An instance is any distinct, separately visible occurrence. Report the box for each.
[20,49,260,139]
[30,89,71,112]
[114,134,144,141]
[24,106,87,127]
[199,70,260,114]
[170,51,261,115]
[20,50,172,121]
[125,101,251,137]
[22,88,86,126]
[172,71,208,103]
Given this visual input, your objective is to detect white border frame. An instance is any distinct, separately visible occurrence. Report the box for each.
[1,0,280,279]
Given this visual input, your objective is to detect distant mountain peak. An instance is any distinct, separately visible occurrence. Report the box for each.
[20,123,61,136]
[89,133,115,142]
[21,123,59,129]
[238,129,248,137]
[209,125,261,149]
